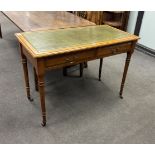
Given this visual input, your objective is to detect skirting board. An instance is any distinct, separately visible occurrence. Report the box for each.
[136,43,155,57]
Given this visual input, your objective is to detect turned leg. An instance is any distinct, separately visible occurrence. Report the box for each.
[99,58,103,81]
[36,60,46,126]
[20,44,33,101]
[119,52,132,99]
[33,67,38,91]
[38,74,46,126]
[80,63,83,77]
[0,24,2,38]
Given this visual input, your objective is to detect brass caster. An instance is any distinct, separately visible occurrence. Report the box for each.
[28,97,33,102]
[119,95,123,99]
[41,122,46,127]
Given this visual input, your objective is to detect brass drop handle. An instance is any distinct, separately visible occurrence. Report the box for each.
[65,58,75,64]
[65,55,79,62]
[65,58,71,62]
[65,58,74,64]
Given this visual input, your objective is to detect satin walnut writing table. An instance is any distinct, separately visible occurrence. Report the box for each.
[15,25,139,126]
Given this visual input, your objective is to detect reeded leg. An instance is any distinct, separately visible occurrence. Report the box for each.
[38,74,46,126]
[33,67,38,91]
[99,58,103,81]
[80,63,83,77]
[20,44,33,101]
[119,52,132,99]
[0,24,2,38]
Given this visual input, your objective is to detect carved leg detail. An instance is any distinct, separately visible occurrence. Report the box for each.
[80,63,83,77]
[22,58,33,101]
[38,76,46,127]
[119,52,132,99]
[20,44,33,101]
[33,68,38,91]
[99,58,103,81]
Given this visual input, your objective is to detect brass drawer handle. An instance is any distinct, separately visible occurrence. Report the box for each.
[65,58,72,62]
[65,55,79,62]
[65,58,75,64]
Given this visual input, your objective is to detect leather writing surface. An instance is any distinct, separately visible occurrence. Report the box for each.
[16,25,139,58]
[22,25,132,53]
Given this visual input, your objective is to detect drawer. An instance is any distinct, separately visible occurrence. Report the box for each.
[97,42,132,57]
[45,49,96,68]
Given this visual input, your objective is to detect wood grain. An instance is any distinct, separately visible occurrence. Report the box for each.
[3,11,95,32]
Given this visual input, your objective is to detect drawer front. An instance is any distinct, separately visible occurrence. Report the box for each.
[97,42,132,57]
[45,49,96,68]
[45,42,132,69]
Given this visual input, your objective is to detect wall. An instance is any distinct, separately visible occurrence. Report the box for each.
[139,11,155,50]
[127,11,155,51]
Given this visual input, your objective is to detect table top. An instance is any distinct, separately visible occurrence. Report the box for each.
[3,11,94,32]
[16,25,139,58]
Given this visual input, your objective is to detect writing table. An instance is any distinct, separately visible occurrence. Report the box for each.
[15,25,139,126]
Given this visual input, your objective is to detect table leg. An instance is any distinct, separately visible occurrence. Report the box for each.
[119,52,132,99]
[80,63,83,77]
[0,24,2,38]
[20,44,33,101]
[33,67,38,91]
[99,58,103,81]
[37,74,46,126]
[36,60,46,126]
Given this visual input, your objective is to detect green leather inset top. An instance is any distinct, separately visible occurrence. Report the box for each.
[22,25,136,53]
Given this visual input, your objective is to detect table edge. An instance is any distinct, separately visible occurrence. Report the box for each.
[15,25,140,58]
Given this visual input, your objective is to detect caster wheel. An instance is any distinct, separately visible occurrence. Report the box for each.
[119,95,123,99]
[41,122,46,127]
[28,97,33,102]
